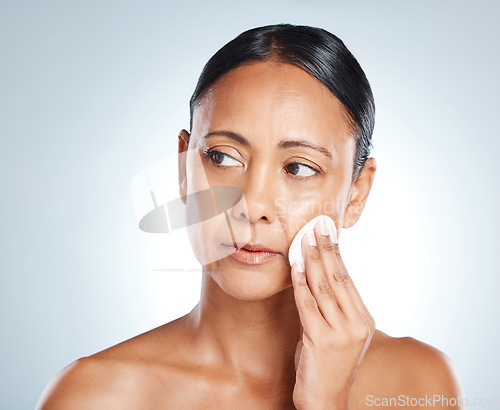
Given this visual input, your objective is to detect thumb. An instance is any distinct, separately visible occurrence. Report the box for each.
[294,326,304,372]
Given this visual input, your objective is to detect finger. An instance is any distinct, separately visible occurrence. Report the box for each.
[328,239,376,331]
[290,261,328,340]
[294,333,303,372]
[311,221,360,320]
[340,266,376,330]
[311,220,375,334]
[300,229,344,329]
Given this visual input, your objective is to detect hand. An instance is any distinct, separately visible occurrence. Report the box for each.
[291,219,375,410]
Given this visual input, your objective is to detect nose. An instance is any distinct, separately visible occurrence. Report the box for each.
[231,161,278,224]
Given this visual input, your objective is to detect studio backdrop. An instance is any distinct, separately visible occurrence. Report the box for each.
[0,1,498,408]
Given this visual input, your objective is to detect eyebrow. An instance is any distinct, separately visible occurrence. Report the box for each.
[202,131,333,160]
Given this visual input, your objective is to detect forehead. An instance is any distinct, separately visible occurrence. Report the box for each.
[192,61,352,149]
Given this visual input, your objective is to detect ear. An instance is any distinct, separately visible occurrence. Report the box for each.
[178,129,190,204]
[342,157,377,229]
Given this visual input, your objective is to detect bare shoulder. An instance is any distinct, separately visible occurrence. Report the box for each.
[377,330,463,393]
[36,355,135,409]
[350,330,465,408]
[36,317,191,409]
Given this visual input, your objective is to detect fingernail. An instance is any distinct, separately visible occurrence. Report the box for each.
[306,229,317,247]
[295,260,305,273]
[318,217,330,236]
[329,222,338,244]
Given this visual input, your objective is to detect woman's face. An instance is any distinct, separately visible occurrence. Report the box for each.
[178,61,374,300]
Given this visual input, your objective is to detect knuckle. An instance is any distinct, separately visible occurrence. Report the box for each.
[333,244,341,256]
[334,272,348,285]
[297,279,308,288]
[308,246,321,261]
[318,280,333,294]
[353,323,371,341]
[304,296,317,310]
[320,239,334,252]
[334,271,350,287]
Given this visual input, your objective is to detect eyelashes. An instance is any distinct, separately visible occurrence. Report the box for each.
[203,148,321,179]
[284,162,319,178]
[203,148,241,168]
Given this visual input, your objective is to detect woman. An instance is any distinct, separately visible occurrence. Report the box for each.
[37,24,464,409]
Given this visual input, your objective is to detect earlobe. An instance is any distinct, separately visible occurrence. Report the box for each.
[342,201,363,229]
[179,180,187,205]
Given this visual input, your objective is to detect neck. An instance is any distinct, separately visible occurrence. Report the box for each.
[185,268,301,384]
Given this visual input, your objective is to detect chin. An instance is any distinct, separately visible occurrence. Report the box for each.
[209,258,292,301]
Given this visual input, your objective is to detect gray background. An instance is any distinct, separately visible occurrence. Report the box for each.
[1,0,499,408]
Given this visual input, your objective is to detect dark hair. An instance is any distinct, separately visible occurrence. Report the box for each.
[189,23,375,183]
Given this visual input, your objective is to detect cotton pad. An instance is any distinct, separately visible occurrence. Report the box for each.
[288,215,337,268]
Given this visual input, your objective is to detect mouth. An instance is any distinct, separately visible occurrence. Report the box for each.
[221,243,280,265]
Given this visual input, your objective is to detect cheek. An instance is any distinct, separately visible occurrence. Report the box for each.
[277,191,346,244]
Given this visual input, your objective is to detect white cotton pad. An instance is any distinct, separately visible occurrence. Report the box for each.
[288,215,337,268]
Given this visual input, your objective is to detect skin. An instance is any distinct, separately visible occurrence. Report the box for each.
[37,61,465,409]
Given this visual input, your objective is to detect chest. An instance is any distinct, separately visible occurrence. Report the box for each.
[145,370,297,409]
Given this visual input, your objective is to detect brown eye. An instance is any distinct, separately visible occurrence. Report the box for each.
[204,148,242,167]
[211,151,226,165]
[285,162,319,177]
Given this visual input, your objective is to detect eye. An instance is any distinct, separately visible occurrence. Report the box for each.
[285,162,320,178]
[204,148,242,168]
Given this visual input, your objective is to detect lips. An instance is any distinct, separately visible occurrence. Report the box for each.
[221,243,279,265]
[240,243,279,253]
